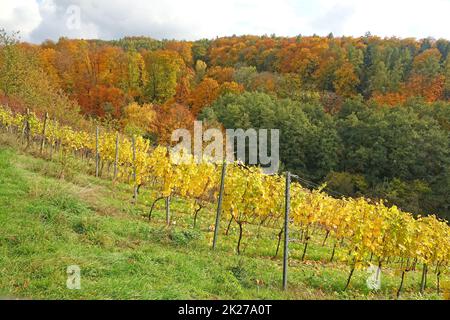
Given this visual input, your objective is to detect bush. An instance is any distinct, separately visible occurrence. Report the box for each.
[169,229,202,246]
[211,271,243,297]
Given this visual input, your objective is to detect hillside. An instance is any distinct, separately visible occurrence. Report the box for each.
[2,30,450,220]
[0,132,447,300]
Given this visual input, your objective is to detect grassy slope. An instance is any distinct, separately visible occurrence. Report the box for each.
[0,136,446,300]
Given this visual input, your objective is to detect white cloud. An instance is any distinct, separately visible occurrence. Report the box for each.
[27,0,308,41]
[0,0,449,43]
[314,0,450,39]
[0,0,41,41]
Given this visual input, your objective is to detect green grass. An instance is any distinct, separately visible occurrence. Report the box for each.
[0,136,447,300]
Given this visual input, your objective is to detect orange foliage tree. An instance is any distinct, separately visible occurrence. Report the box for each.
[153,103,195,144]
[406,49,444,102]
[188,78,220,116]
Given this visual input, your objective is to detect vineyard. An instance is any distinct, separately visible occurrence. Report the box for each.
[0,104,449,299]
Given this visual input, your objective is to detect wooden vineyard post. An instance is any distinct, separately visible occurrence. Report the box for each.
[49,140,53,160]
[420,263,428,294]
[40,112,48,154]
[23,108,31,148]
[95,126,100,178]
[132,135,138,204]
[113,132,119,180]
[212,161,227,250]
[282,171,291,291]
[21,108,26,142]
[165,196,170,226]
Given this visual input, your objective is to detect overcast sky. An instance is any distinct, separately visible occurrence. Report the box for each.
[1,0,450,43]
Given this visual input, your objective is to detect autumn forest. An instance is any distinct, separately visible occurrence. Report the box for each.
[1,31,449,219]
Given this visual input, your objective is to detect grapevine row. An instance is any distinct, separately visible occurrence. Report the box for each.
[1,106,449,295]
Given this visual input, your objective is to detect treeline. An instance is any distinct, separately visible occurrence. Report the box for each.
[0,30,449,218]
[3,32,450,121]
